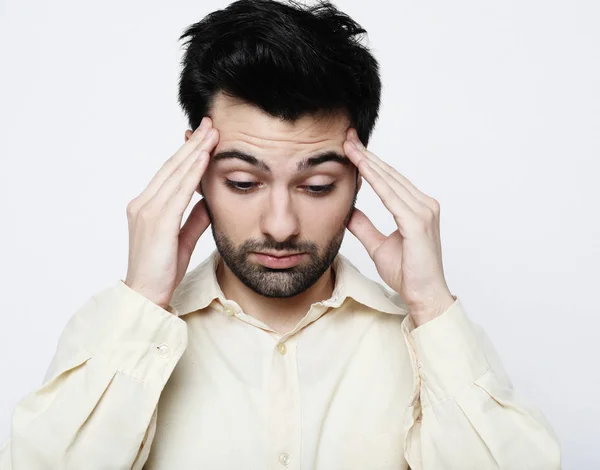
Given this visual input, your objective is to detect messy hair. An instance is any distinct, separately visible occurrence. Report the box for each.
[177,0,382,146]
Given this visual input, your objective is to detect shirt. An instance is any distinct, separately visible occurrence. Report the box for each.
[0,249,561,470]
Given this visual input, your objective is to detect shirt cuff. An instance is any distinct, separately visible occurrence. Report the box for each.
[87,280,188,383]
[401,297,490,407]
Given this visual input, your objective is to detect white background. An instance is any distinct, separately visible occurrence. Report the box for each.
[0,0,598,468]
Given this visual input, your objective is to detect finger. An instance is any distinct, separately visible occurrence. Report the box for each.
[152,128,219,208]
[347,128,434,206]
[346,207,386,259]
[348,150,417,232]
[345,140,424,213]
[166,149,212,215]
[359,148,429,214]
[138,117,213,203]
[178,198,211,259]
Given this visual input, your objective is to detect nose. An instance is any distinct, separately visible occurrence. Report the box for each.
[260,187,300,243]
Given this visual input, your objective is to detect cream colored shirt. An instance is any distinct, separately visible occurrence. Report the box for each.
[0,249,561,469]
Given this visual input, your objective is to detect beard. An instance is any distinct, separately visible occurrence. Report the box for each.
[202,181,358,299]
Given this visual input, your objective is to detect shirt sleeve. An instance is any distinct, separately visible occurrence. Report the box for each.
[400,297,562,470]
[0,280,187,470]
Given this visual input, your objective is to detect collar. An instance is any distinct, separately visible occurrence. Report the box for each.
[169,248,409,317]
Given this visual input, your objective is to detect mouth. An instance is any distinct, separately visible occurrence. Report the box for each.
[252,252,306,269]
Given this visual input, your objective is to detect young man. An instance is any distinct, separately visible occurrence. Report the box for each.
[0,0,561,468]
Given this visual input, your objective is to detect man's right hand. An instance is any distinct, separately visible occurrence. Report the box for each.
[124,116,219,310]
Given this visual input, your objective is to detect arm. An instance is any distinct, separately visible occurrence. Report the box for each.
[340,121,561,468]
[0,115,219,470]
[401,297,561,470]
[0,280,187,470]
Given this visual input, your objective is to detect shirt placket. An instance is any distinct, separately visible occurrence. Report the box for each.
[268,333,301,470]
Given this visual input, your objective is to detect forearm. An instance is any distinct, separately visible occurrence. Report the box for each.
[402,298,561,469]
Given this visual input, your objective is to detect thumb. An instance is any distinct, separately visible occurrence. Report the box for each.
[179,198,211,259]
[346,207,386,260]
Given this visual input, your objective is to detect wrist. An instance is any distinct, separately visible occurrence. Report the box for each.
[409,293,456,328]
[121,279,173,312]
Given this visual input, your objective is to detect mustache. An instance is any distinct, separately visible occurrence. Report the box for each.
[242,240,317,253]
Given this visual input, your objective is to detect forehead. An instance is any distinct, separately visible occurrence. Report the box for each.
[208,93,350,161]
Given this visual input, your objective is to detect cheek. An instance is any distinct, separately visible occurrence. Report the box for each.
[297,192,353,234]
[206,178,258,237]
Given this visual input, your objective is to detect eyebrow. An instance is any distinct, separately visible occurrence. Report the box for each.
[211,149,351,173]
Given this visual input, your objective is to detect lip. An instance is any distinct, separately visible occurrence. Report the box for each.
[256,251,303,258]
[253,252,306,269]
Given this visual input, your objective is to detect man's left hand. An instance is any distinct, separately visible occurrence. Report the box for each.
[343,128,455,327]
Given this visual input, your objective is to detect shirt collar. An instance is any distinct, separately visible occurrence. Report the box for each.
[170,248,409,317]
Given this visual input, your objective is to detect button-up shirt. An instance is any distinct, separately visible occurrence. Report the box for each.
[0,249,561,469]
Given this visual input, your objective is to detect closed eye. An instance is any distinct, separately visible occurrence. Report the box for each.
[224,180,336,196]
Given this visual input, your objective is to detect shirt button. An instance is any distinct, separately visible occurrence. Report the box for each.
[156,343,171,358]
[277,342,287,355]
[223,305,236,316]
[278,453,291,466]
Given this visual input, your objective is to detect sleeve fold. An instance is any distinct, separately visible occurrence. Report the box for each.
[0,280,188,470]
[401,297,562,470]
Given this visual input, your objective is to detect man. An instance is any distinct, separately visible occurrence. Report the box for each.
[0,0,561,469]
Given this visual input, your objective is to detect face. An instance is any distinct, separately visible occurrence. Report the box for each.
[185,93,362,298]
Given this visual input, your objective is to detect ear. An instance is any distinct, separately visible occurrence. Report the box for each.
[185,129,193,142]
[354,168,363,194]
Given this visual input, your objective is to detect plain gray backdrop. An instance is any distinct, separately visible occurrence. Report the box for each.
[0,0,598,468]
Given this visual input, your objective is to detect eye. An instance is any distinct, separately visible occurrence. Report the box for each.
[304,183,336,196]
[224,180,260,192]
[224,180,336,197]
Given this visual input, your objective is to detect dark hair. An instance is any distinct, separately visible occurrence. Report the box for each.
[177,0,381,146]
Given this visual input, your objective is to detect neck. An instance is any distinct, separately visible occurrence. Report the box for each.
[216,257,335,335]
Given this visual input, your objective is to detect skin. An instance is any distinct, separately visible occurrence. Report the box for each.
[184,92,362,334]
